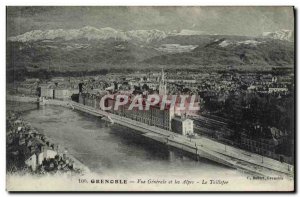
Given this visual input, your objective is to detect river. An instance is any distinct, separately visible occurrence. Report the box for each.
[8,101,243,178]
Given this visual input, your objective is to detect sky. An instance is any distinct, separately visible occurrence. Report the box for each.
[6,6,294,37]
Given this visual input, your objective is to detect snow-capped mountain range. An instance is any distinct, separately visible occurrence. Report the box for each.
[218,40,265,47]
[262,29,293,41]
[8,26,168,43]
[170,29,206,36]
[8,26,293,43]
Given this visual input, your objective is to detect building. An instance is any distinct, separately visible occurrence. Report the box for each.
[55,88,78,100]
[268,87,288,94]
[25,137,58,171]
[105,96,175,131]
[39,84,78,100]
[171,115,194,136]
[78,93,175,131]
[240,125,289,161]
[25,154,38,171]
[158,68,167,95]
[39,84,55,98]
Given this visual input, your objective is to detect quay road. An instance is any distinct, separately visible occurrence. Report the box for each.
[6,95,294,177]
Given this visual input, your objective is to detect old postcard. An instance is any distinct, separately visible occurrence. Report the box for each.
[6,6,295,192]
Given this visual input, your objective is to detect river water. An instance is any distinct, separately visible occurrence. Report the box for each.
[9,102,243,178]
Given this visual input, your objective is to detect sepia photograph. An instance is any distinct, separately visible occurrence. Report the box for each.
[5,6,295,192]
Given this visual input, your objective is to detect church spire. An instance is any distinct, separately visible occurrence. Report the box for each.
[161,68,165,84]
[159,68,167,95]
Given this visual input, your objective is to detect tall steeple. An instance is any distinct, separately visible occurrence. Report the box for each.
[159,68,167,95]
[161,68,165,84]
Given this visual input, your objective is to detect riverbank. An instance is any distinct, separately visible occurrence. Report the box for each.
[6,104,294,192]
[6,104,90,175]
[70,101,294,178]
[6,95,294,178]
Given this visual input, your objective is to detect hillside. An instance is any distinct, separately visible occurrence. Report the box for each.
[144,36,294,66]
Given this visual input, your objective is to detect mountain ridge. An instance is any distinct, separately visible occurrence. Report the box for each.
[9,26,294,43]
[8,26,168,43]
[7,27,294,74]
